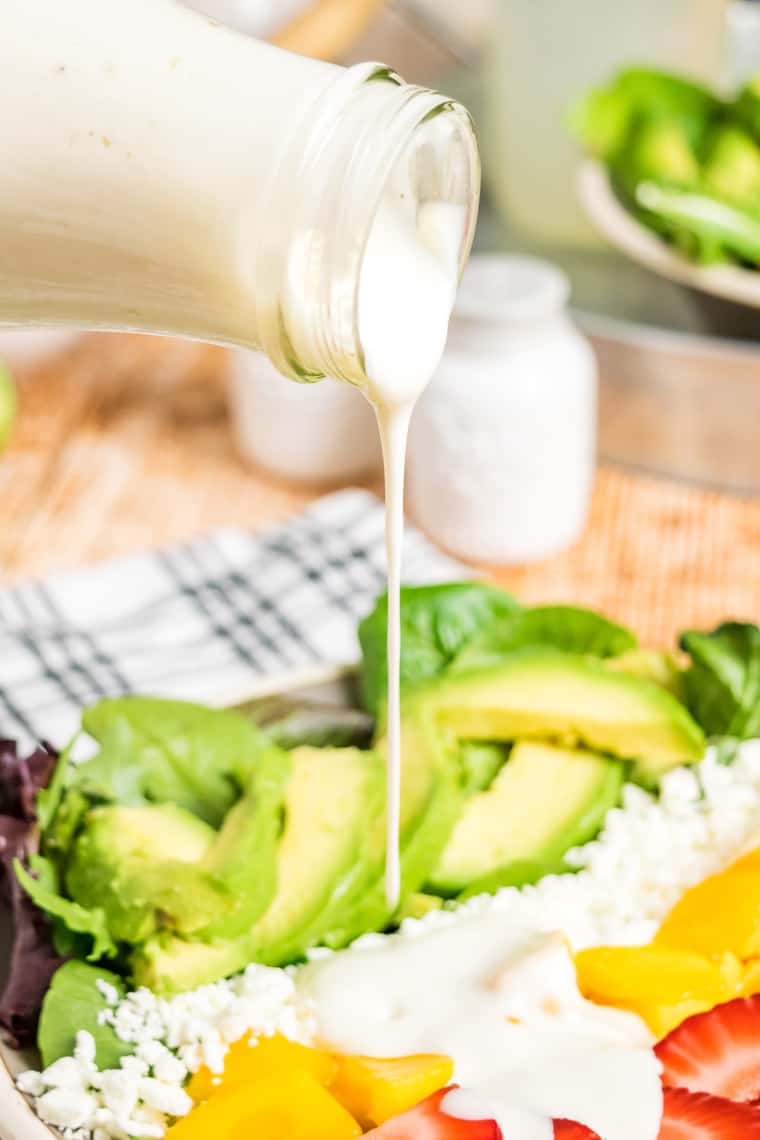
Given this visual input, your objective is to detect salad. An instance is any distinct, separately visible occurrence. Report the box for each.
[3,582,760,1138]
[571,67,760,268]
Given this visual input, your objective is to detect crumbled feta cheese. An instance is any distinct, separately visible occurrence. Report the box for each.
[94,1069,139,1122]
[18,742,760,1140]
[41,1057,89,1092]
[137,1078,192,1118]
[16,1070,46,1097]
[95,979,121,1008]
[74,1031,98,1071]
[36,1088,99,1130]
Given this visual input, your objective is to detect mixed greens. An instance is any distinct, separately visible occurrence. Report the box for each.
[570,67,760,267]
[1,582,759,1063]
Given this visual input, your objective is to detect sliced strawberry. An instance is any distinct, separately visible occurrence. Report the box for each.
[655,996,760,1103]
[365,1085,502,1139]
[553,1120,601,1139]
[658,1087,760,1138]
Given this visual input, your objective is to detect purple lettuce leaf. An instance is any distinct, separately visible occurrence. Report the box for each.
[0,741,64,1049]
[0,740,57,822]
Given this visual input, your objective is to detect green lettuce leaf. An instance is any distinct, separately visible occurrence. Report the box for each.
[79,697,278,826]
[35,740,76,832]
[680,622,760,747]
[358,582,522,714]
[449,605,637,675]
[15,858,118,961]
[37,961,131,1070]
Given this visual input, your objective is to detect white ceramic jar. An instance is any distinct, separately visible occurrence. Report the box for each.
[407,255,598,565]
[229,349,382,485]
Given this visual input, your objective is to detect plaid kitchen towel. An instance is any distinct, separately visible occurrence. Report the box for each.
[0,490,464,749]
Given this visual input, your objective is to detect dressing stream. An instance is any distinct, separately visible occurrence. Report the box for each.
[356,186,466,909]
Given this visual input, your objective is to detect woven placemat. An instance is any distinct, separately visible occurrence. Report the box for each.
[0,333,758,649]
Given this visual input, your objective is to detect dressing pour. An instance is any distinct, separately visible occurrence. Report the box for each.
[357,186,466,907]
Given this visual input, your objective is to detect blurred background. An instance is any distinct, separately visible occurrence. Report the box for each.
[3,0,760,642]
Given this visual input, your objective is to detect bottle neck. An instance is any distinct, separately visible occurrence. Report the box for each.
[255,65,480,390]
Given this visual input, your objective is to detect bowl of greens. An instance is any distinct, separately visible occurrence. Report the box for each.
[572,68,760,308]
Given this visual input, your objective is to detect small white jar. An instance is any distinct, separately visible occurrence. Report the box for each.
[229,348,382,486]
[407,255,598,564]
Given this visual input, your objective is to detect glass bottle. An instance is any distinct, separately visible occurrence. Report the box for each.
[0,0,479,387]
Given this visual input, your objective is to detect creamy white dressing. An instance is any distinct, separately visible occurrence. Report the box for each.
[357,191,465,908]
[299,914,664,1140]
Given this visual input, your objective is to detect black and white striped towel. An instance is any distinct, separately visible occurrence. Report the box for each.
[0,490,463,749]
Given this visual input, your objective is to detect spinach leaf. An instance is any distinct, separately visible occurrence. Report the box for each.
[79,697,276,826]
[680,622,760,746]
[15,858,118,962]
[358,582,522,714]
[37,961,131,1070]
[449,605,637,675]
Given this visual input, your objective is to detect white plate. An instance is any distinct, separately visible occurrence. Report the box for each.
[0,665,356,1140]
[577,160,760,311]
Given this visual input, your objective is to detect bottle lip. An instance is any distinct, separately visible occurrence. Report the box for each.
[254,62,480,388]
[453,254,571,326]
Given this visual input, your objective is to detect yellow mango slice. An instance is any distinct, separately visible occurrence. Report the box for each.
[741,958,760,996]
[656,852,760,959]
[330,1053,454,1128]
[187,1033,338,1103]
[575,944,744,1038]
[167,1069,361,1140]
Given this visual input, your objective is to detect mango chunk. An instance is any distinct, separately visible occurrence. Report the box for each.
[330,1053,454,1129]
[741,958,760,996]
[187,1033,338,1103]
[656,852,760,959]
[167,1069,361,1140]
[575,944,744,1038]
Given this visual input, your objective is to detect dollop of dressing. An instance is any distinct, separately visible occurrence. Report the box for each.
[299,915,663,1140]
[357,180,465,908]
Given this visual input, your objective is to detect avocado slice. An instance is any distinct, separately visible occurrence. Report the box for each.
[397,892,445,920]
[195,747,290,939]
[607,649,685,699]
[428,741,623,896]
[319,707,463,950]
[456,856,575,900]
[250,745,384,965]
[65,804,222,943]
[133,746,385,992]
[65,745,289,945]
[424,649,704,786]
